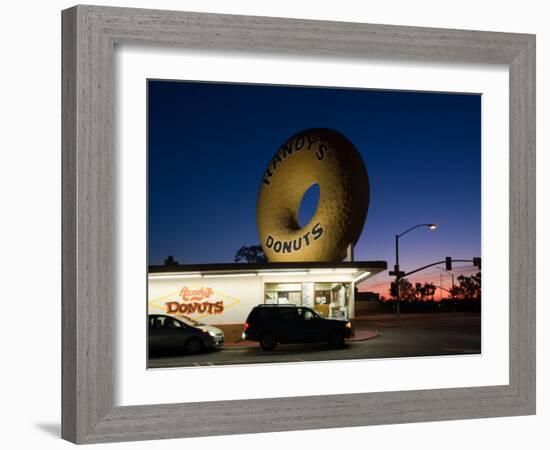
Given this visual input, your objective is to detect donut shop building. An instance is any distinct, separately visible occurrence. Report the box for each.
[148,261,386,342]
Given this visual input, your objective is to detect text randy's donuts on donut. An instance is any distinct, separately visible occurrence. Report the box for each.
[257,128,370,263]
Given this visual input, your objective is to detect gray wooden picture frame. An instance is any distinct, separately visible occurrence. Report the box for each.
[62,4,536,444]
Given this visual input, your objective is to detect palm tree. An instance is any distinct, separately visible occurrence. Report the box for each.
[425,282,436,301]
[413,282,436,301]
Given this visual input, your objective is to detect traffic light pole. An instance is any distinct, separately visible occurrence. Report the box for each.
[403,258,475,278]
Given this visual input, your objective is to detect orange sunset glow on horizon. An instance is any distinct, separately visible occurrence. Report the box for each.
[358,265,481,301]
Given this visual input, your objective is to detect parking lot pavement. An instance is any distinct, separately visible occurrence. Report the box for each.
[148,312,481,369]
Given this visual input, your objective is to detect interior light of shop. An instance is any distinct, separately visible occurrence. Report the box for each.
[202,273,257,278]
[352,271,371,283]
[149,274,202,280]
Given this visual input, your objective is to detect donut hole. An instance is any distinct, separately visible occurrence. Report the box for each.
[297,183,320,229]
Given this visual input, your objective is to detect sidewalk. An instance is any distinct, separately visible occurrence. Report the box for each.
[350,330,379,341]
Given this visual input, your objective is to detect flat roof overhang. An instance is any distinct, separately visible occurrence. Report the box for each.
[148,261,387,284]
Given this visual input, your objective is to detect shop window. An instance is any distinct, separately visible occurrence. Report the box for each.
[264,283,302,305]
[314,282,350,319]
[264,291,278,304]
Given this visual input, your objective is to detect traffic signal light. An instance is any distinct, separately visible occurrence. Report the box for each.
[390,282,398,297]
[473,257,481,269]
[445,256,452,271]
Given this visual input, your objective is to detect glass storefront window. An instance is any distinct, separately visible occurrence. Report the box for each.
[314,282,350,319]
[264,283,302,305]
[264,282,351,319]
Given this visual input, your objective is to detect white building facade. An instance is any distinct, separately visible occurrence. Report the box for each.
[148,262,386,341]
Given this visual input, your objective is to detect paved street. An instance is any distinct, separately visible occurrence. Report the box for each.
[148,312,481,368]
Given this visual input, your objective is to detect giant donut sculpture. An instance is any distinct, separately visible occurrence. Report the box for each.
[257,128,369,262]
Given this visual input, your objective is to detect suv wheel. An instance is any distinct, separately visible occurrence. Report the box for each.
[259,333,277,351]
[186,337,204,354]
[328,330,345,348]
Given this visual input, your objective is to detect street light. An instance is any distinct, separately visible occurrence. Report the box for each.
[393,223,437,323]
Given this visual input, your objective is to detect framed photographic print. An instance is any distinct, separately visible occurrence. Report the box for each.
[62,4,535,444]
[145,80,482,368]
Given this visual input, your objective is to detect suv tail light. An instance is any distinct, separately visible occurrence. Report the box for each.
[243,323,250,330]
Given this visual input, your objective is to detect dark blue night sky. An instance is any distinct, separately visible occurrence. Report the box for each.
[148,80,481,283]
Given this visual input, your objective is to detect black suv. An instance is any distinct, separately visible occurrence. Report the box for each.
[242,305,352,351]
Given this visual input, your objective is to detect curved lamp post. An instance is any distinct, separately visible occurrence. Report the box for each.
[394,223,437,323]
